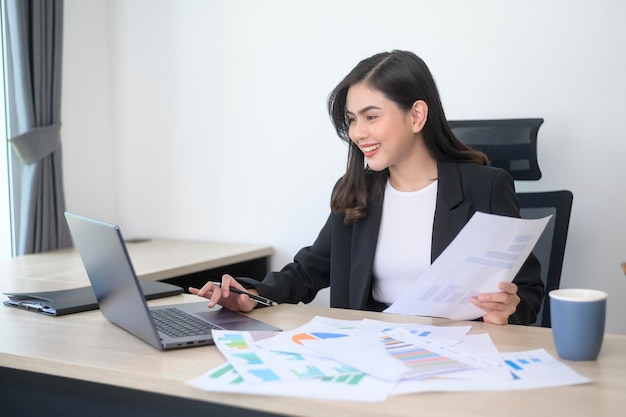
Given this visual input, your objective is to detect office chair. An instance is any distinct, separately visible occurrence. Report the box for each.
[449,118,544,180]
[517,191,573,327]
[450,118,573,327]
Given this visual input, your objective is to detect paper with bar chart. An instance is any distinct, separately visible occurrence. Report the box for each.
[385,212,551,320]
[212,329,361,384]
[300,327,499,381]
[186,361,394,402]
[392,347,591,394]
[186,317,590,402]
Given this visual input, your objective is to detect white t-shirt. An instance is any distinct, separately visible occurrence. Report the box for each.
[372,179,437,304]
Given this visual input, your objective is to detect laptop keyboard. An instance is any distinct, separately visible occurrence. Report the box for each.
[151,307,223,338]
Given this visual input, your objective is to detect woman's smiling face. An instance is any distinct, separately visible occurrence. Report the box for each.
[346,82,422,173]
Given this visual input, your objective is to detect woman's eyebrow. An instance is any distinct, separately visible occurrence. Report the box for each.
[346,105,382,115]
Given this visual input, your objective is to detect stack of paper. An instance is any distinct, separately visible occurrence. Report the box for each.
[186,316,591,402]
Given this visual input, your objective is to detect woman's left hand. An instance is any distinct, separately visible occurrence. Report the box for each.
[470,282,520,325]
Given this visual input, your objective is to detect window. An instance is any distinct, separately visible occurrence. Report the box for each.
[0,4,12,260]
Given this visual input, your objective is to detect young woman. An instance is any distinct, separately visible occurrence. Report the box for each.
[190,50,544,325]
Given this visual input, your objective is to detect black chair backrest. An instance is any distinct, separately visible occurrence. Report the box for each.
[450,117,572,326]
[449,118,544,180]
[517,190,573,327]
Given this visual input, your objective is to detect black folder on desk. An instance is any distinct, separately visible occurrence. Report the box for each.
[3,280,184,316]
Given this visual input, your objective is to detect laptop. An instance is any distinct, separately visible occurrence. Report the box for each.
[64,211,281,350]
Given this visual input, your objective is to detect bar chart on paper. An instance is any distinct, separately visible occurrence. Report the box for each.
[504,351,545,379]
[496,349,592,389]
[385,212,551,320]
[381,333,472,374]
[212,330,363,384]
[202,362,370,387]
[186,360,394,403]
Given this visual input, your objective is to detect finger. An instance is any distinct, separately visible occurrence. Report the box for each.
[207,285,225,308]
[499,282,518,294]
[482,311,509,325]
[220,274,251,297]
[475,300,504,312]
[194,280,220,298]
[473,300,511,323]
[220,274,236,297]
[476,292,508,303]
[471,297,515,314]
[470,297,497,312]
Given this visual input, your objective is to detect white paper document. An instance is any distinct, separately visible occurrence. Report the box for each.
[392,347,591,394]
[301,327,499,381]
[186,362,394,403]
[384,212,551,320]
[186,317,592,402]
[212,328,361,383]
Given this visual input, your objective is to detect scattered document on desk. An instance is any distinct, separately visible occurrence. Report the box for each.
[384,212,551,320]
[254,316,472,354]
[212,328,363,383]
[187,363,394,402]
[299,327,498,381]
[392,348,592,395]
[186,316,591,402]
[296,315,473,340]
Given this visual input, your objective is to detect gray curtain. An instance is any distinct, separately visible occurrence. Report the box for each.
[4,0,71,255]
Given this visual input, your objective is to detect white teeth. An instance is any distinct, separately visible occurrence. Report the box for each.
[362,144,380,152]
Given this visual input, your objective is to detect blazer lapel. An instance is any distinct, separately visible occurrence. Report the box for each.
[432,162,472,261]
[346,162,472,308]
[348,192,383,309]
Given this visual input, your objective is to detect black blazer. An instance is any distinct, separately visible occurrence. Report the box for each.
[240,161,544,325]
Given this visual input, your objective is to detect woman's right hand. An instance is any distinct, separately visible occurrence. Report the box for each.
[189,274,258,312]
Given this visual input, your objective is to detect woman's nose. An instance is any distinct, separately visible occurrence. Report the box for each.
[350,120,367,143]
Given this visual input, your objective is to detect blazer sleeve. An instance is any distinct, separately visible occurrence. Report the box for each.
[490,170,544,325]
[236,214,333,305]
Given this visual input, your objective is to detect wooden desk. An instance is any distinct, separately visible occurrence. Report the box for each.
[0,239,274,293]
[1,295,625,417]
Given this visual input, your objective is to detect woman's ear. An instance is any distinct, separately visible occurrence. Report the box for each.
[411,100,428,133]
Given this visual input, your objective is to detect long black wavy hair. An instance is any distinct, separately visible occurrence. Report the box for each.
[327,50,487,223]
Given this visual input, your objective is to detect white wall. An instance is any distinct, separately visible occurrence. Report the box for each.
[62,0,626,333]
[63,0,116,221]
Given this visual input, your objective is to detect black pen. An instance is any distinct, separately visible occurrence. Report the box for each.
[212,282,278,307]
